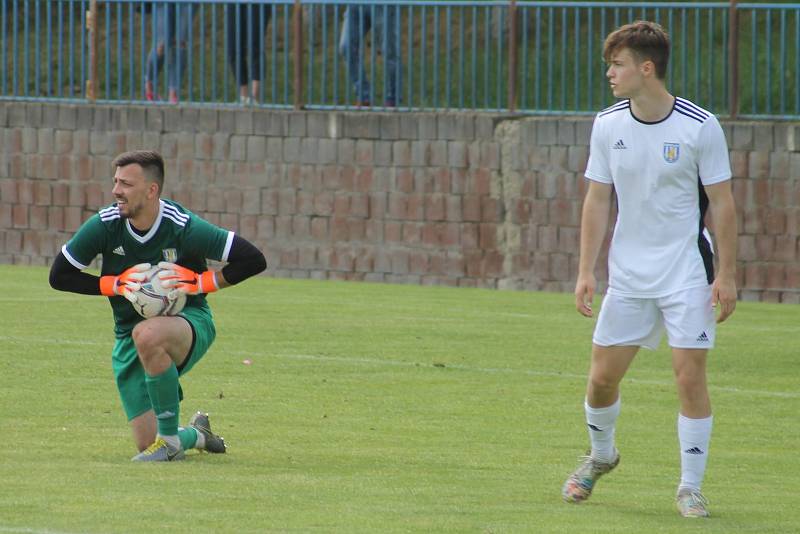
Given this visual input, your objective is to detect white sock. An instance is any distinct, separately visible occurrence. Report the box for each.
[159,433,181,450]
[678,413,713,491]
[585,397,620,463]
[193,427,206,449]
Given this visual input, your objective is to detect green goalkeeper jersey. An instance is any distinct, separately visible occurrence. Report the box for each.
[63,199,234,338]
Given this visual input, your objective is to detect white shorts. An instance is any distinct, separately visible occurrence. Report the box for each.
[593,285,716,350]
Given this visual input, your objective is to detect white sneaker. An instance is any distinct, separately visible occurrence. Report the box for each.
[676,488,710,517]
[562,449,620,503]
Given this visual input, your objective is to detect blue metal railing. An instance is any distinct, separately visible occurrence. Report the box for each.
[1,1,799,118]
[514,2,733,114]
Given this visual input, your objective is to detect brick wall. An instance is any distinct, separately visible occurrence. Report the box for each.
[1,102,798,302]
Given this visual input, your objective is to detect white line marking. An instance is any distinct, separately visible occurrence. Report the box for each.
[0,297,97,302]
[2,336,795,400]
[0,336,108,347]
[234,351,800,400]
[0,527,83,534]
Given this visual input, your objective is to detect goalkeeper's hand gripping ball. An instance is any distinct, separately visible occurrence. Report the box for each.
[156,261,219,296]
[99,262,151,301]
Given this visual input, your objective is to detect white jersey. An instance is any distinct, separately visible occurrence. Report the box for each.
[585,97,732,297]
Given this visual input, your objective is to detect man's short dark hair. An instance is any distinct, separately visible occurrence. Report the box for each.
[112,150,165,193]
[603,21,670,80]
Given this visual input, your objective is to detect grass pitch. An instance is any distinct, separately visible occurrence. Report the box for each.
[0,264,797,533]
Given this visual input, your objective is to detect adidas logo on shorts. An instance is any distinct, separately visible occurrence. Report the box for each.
[696,331,709,342]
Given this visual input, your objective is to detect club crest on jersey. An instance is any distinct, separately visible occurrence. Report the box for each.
[663,142,680,163]
[162,248,178,262]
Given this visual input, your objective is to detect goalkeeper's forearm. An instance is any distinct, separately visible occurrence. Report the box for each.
[217,235,267,287]
[49,252,103,295]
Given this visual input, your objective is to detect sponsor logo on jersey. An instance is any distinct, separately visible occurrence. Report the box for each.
[612,139,627,150]
[112,246,125,256]
[663,142,680,163]
[162,248,178,262]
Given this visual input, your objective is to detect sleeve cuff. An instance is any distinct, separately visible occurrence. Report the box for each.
[200,270,218,293]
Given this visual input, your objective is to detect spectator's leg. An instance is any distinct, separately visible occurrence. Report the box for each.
[247,4,271,101]
[338,7,350,58]
[348,5,371,104]
[162,3,178,102]
[145,4,169,100]
[168,3,195,102]
[227,4,250,100]
[339,7,353,102]
[244,3,256,100]
[239,3,252,101]
[382,5,402,106]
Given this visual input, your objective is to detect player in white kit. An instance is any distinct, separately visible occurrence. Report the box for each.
[561,21,738,518]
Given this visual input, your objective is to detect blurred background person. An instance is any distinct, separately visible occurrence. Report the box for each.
[227,2,272,104]
[339,3,402,107]
[145,1,198,104]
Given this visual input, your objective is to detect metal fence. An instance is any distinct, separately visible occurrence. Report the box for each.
[1,1,799,118]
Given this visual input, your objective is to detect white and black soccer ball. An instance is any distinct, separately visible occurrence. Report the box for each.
[131,265,187,318]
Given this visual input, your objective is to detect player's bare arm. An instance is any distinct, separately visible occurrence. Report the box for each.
[576,181,614,317]
[704,181,738,323]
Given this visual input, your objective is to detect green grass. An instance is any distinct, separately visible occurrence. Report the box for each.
[0,264,797,533]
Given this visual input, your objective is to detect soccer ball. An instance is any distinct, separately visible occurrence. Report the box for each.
[131,265,187,318]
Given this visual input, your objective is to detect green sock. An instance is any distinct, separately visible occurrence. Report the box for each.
[178,426,199,450]
[145,364,180,436]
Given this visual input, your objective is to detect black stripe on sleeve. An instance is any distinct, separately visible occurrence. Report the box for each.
[697,178,715,284]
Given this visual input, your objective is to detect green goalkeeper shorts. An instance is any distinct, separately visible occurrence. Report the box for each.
[111,306,216,421]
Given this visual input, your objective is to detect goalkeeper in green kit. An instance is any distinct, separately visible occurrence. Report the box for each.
[49,150,267,462]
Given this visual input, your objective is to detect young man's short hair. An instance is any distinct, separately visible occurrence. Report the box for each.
[112,150,165,193]
[603,21,670,79]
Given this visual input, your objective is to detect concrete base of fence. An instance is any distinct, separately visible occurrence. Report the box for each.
[1,101,798,302]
